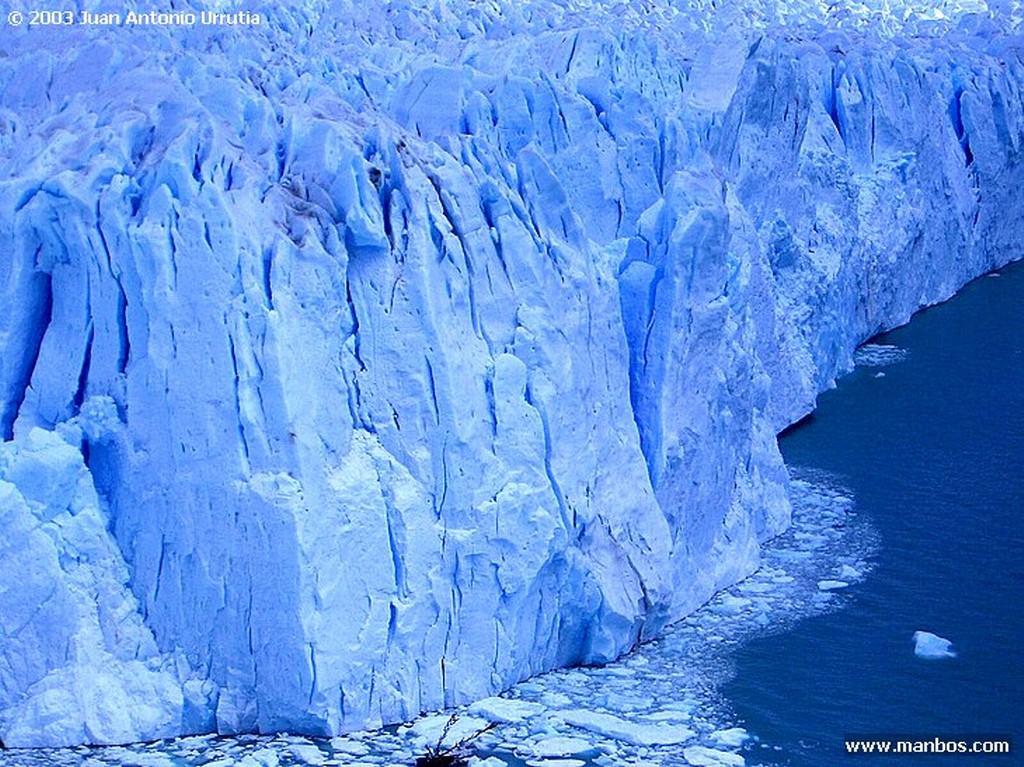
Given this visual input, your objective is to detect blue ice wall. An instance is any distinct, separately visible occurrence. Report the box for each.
[1,0,1022,746]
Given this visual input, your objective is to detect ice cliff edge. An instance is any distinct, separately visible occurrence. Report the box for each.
[1,0,1022,747]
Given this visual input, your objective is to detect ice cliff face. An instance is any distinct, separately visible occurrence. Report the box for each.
[1,0,1022,747]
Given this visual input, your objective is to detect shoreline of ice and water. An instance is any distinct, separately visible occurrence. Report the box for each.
[2,342,916,767]
[0,458,883,767]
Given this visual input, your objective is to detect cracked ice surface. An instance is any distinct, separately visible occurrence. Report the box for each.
[1,0,1023,746]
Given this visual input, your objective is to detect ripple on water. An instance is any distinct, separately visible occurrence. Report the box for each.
[853,343,909,368]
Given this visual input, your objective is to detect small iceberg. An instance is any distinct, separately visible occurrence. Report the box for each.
[710,727,751,748]
[556,708,695,746]
[528,736,597,758]
[838,565,862,580]
[817,579,849,591]
[468,696,545,723]
[684,745,746,766]
[913,631,956,659]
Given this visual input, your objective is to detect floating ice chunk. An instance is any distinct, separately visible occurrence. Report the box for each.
[469,697,546,723]
[684,745,746,766]
[839,565,862,580]
[468,757,510,767]
[603,667,637,678]
[287,744,326,765]
[738,581,775,594]
[558,709,695,745]
[115,754,177,767]
[817,580,850,590]
[710,727,750,748]
[237,749,280,767]
[712,595,752,615]
[644,707,694,723]
[528,736,598,758]
[598,691,654,712]
[523,760,584,767]
[330,738,371,755]
[913,631,957,659]
[540,692,573,708]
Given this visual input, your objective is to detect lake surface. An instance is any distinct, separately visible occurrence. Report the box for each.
[726,262,1024,765]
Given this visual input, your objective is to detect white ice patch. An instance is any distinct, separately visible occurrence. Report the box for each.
[469,696,547,722]
[913,631,957,659]
[527,736,597,758]
[410,713,493,750]
[557,709,695,745]
[817,579,850,590]
[711,595,753,615]
[328,738,370,755]
[854,343,909,367]
[710,728,750,748]
[112,754,178,767]
[839,565,862,579]
[235,753,279,767]
[469,758,511,767]
[287,743,327,764]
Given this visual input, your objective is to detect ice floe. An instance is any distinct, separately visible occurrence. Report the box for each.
[469,698,547,723]
[710,728,751,748]
[684,745,747,766]
[527,736,598,758]
[817,579,850,590]
[556,710,695,745]
[469,758,510,767]
[913,631,957,659]
[287,743,327,764]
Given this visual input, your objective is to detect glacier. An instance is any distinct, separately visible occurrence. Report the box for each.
[1,0,1022,747]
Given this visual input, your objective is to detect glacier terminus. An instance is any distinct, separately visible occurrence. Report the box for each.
[0,0,1022,748]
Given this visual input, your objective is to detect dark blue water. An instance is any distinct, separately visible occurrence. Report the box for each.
[726,262,1024,766]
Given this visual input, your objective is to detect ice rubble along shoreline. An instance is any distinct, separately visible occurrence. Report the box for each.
[1,0,1022,747]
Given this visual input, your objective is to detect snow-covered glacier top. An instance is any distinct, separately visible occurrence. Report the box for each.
[1,0,1022,749]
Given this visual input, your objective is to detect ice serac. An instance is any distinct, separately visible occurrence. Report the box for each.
[0,404,182,747]
[0,0,1022,746]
